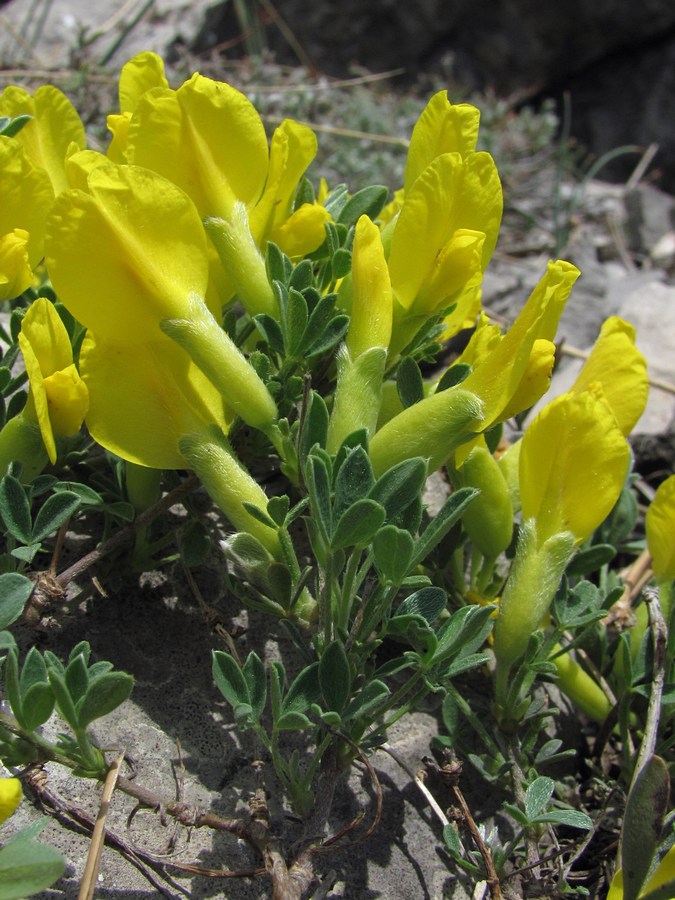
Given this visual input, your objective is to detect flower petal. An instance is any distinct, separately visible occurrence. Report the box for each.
[19,296,73,375]
[646,474,675,581]
[404,91,480,192]
[46,163,209,342]
[520,391,630,545]
[347,214,392,358]
[79,331,230,469]
[571,316,648,435]
[0,136,54,269]
[0,228,33,300]
[0,84,85,194]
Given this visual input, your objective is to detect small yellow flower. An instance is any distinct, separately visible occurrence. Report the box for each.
[17,297,88,464]
[645,474,675,582]
[346,215,393,359]
[0,228,33,300]
[0,777,22,824]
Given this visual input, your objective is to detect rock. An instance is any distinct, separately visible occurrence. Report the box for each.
[624,183,675,260]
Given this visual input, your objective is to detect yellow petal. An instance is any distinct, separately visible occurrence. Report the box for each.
[105,112,132,163]
[0,228,33,300]
[43,364,89,437]
[64,148,112,191]
[18,331,56,463]
[80,331,230,470]
[571,316,648,435]
[250,118,318,245]
[126,74,268,219]
[404,92,480,192]
[520,391,630,545]
[19,296,73,375]
[646,474,675,581]
[389,152,502,311]
[0,136,54,269]
[118,50,168,115]
[46,163,209,342]
[268,202,331,258]
[0,84,86,194]
[461,260,579,429]
[346,215,392,358]
[0,777,22,824]
[414,227,485,316]
[499,338,556,421]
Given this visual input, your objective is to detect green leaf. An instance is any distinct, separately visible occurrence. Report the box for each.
[622,756,670,900]
[305,315,349,358]
[396,586,447,623]
[319,641,351,713]
[77,671,134,728]
[269,661,285,722]
[333,445,375,520]
[47,669,79,730]
[242,502,277,529]
[3,649,23,725]
[242,652,266,723]
[373,526,415,584]
[19,646,47,694]
[299,391,329,466]
[64,654,89,705]
[343,679,389,721]
[436,363,472,392]
[284,289,309,357]
[566,543,616,577]
[337,186,389,228]
[442,651,491,679]
[0,573,33,630]
[331,499,386,550]
[0,832,65,899]
[266,241,292,286]
[254,313,285,355]
[212,651,250,710]
[267,562,293,609]
[432,604,495,667]
[20,682,55,731]
[282,662,321,716]
[524,776,555,821]
[178,519,212,568]
[305,454,333,541]
[531,809,592,829]
[369,457,427,523]
[53,481,103,505]
[0,476,32,544]
[267,495,290,526]
[396,357,425,408]
[31,491,80,543]
[332,248,352,280]
[275,710,313,731]
[0,113,32,138]
[289,259,314,292]
[411,487,479,567]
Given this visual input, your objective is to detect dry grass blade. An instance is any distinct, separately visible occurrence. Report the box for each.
[79,751,125,900]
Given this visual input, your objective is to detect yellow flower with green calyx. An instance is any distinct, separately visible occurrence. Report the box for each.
[387,150,502,355]
[327,215,393,454]
[46,163,278,436]
[0,777,22,824]
[0,136,54,301]
[248,118,330,258]
[0,298,88,479]
[519,390,630,547]
[569,315,649,436]
[460,260,580,432]
[0,83,86,195]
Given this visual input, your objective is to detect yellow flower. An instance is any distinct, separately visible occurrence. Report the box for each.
[17,297,88,464]
[452,440,513,560]
[345,214,392,359]
[519,391,630,546]
[79,331,229,470]
[460,260,580,431]
[403,91,480,192]
[124,70,269,221]
[0,777,22,824]
[0,136,54,301]
[607,845,675,900]
[46,162,210,343]
[249,118,330,258]
[106,50,169,163]
[645,474,675,582]
[387,150,502,354]
[0,84,86,195]
[570,315,648,436]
